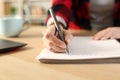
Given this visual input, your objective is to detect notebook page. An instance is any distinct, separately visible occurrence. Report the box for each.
[36,37,120,60]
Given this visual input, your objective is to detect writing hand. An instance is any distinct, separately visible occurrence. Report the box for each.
[43,24,72,53]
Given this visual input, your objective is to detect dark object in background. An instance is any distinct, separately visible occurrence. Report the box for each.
[0,39,27,53]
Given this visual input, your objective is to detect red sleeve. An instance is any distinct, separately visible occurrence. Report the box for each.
[117,3,120,25]
[114,2,120,26]
[46,0,73,29]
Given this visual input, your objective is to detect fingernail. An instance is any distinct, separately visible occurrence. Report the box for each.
[60,43,66,48]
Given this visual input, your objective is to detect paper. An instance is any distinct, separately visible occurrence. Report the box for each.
[36,37,120,63]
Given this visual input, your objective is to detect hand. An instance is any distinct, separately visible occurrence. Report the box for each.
[93,27,120,40]
[43,24,73,53]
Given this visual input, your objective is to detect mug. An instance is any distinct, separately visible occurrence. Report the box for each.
[0,16,31,37]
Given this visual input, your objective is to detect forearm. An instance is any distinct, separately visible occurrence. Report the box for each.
[46,0,73,29]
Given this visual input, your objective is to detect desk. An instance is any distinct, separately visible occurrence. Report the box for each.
[0,26,120,80]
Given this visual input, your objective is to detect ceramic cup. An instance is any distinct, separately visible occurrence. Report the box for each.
[0,16,31,37]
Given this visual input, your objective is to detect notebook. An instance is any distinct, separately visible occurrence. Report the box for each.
[36,37,120,63]
[0,39,27,53]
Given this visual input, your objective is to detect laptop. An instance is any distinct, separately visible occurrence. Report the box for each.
[0,39,27,53]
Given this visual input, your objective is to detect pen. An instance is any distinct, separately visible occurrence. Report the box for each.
[49,8,69,54]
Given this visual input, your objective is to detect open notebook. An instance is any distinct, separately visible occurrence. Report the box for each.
[36,37,120,63]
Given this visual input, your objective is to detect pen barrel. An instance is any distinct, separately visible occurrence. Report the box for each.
[49,8,65,42]
[58,31,69,53]
[58,31,65,41]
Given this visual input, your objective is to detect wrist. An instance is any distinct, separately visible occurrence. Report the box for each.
[47,22,65,30]
[47,16,67,29]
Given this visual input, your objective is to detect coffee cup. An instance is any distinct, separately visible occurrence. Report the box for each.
[0,16,31,37]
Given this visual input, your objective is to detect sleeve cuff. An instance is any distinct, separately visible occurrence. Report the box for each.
[47,16,67,28]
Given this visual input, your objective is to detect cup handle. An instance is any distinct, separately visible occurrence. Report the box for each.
[22,18,31,31]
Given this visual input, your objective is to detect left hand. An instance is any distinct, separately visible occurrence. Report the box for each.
[93,27,120,40]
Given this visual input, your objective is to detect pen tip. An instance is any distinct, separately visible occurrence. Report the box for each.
[66,48,69,54]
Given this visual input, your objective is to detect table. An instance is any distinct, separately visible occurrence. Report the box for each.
[0,25,120,80]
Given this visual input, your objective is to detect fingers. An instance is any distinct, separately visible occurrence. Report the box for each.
[64,30,73,44]
[93,27,120,40]
[49,36,66,47]
[48,43,66,53]
[43,37,65,52]
[43,24,71,53]
[93,28,113,40]
[109,33,120,39]
[93,29,108,40]
[43,31,67,52]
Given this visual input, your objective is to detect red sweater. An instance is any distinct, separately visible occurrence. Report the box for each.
[46,0,120,30]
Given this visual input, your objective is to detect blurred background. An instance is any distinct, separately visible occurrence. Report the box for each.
[0,0,51,25]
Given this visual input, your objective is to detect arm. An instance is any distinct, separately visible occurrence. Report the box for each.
[46,0,73,29]
[93,3,120,40]
[43,0,73,53]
